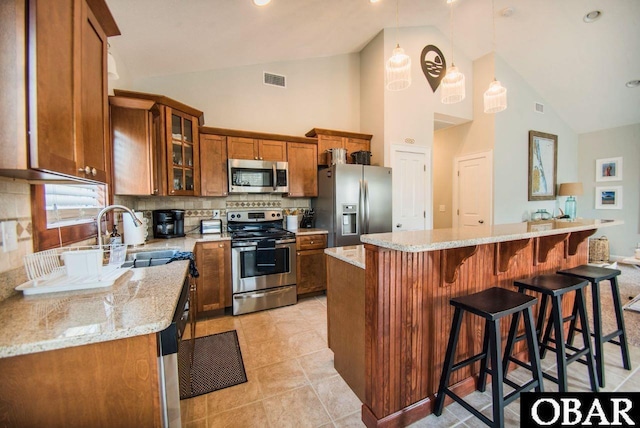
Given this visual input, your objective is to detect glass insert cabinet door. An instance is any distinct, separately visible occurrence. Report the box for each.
[166,107,199,195]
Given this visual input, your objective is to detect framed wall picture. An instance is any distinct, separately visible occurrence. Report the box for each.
[595,157,623,181]
[595,186,623,209]
[528,130,558,201]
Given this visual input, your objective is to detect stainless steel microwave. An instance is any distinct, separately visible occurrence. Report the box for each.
[228,159,289,194]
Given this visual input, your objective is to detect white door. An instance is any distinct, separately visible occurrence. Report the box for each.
[453,151,492,227]
[390,144,430,231]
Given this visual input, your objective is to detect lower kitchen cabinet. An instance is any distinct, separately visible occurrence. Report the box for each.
[195,241,231,315]
[296,234,327,295]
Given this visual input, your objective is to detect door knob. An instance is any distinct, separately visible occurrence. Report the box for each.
[479,220,484,224]
[396,223,402,228]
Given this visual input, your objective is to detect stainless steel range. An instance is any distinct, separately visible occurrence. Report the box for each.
[228,210,297,315]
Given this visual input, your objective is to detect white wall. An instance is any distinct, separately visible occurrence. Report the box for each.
[360,30,385,166]
[382,26,473,166]
[578,123,640,257]
[123,54,361,137]
[493,55,579,224]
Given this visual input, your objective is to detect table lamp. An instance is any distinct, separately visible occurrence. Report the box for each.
[558,182,583,220]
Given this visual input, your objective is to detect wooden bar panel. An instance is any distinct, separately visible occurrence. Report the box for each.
[363,230,591,427]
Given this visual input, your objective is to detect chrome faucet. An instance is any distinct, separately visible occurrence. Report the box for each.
[96,205,143,249]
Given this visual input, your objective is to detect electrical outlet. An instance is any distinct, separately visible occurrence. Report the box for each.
[2,221,18,252]
[212,210,220,219]
[439,205,446,212]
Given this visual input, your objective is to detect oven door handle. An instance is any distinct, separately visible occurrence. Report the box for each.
[233,242,295,251]
[234,287,291,300]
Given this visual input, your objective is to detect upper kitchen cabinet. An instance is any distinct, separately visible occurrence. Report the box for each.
[0,0,119,183]
[287,142,318,197]
[227,137,287,161]
[199,132,228,197]
[305,128,372,166]
[109,96,159,195]
[112,89,204,196]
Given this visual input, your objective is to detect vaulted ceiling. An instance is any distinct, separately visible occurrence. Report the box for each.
[106,0,640,134]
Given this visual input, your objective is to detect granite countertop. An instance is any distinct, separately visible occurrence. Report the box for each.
[360,219,623,253]
[0,234,233,359]
[325,245,365,269]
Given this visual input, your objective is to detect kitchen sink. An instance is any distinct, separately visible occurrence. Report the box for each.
[121,249,179,268]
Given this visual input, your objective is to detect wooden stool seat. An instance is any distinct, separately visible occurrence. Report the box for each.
[557,265,631,388]
[506,274,599,392]
[434,287,543,428]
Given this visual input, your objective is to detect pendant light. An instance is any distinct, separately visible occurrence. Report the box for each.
[441,0,465,104]
[385,0,411,91]
[483,0,507,113]
[107,43,119,80]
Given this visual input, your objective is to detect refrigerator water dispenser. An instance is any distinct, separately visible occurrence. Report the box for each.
[341,204,358,235]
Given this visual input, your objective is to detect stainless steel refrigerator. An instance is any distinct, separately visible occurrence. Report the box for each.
[313,164,392,247]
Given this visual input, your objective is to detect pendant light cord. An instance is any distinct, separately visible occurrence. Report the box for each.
[449,1,454,64]
[395,0,399,46]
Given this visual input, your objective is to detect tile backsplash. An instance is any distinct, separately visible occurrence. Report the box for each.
[114,194,311,238]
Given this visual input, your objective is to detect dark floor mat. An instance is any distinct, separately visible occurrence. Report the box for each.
[178,330,247,399]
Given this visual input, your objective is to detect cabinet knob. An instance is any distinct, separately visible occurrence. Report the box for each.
[259,157,263,160]
[396,223,402,228]
[297,252,300,255]
[254,157,258,160]
[479,220,484,224]
[91,167,97,176]
[170,190,175,194]
[310,241,314,244]
[153,189,159,195]
[219,243,223,248]
[78,166,91,174]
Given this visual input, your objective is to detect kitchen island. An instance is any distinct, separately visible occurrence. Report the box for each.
[326,219,622,428]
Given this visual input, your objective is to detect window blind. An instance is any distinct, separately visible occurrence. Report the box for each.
[44,184,107,229]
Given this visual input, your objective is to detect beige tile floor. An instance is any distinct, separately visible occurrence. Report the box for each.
[181,295,640,428]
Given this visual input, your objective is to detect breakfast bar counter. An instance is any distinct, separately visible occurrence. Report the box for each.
[327,219,622,427]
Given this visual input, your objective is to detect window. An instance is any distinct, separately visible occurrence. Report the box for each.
[44,184,106,228]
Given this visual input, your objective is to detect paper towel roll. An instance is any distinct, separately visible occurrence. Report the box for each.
[123,212,148,245]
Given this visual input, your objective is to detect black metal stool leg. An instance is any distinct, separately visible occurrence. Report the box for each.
[551,295,568,392]
[523,307,544,392]
[575,288,599,392]
[610,277,632,370]
[535,293,549,343]
[502,311,521,376]
[434,308,464,416]
[590,280,605,388]
[566,292,580,346]
[478,319,492,393]
[540,306,555,360]
[489,319,505,428]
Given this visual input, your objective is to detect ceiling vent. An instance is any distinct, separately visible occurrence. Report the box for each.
[534,102,545,114]
[263,72,286,88]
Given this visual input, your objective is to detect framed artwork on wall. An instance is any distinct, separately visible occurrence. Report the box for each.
[595,186,623,209]
[528,130,558,201]
[595,157,623,181]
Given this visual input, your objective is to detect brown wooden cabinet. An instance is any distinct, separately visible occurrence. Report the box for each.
[305,128,373,166]
[200,134,228,197]
[287,142,318,197]
[110,97,159,195]
[195,241,232,315]
[112,90,204,196]
[0,0,119,183]
[227,137,287,161]
[296,234,327,295]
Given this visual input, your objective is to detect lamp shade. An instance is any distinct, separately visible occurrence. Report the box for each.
[558,182,583,196]
[385,45,411,91]
[441,65,465,104]
[107,51,120,80]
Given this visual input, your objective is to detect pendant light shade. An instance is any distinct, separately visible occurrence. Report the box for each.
[483,79,507,113]
[441,64,465,104]
[107,49,119,80]
[441,0,465,104]
[386,44,412,91]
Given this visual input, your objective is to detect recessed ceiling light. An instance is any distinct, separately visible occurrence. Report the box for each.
[583,10,602,23]
[253,0,271,6]
[626,80,640,88]
[370,0,382,3]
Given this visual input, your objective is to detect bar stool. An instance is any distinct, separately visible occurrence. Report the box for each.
[557,265,631,388]
[504,274,599,392]
[434,287,543,428]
